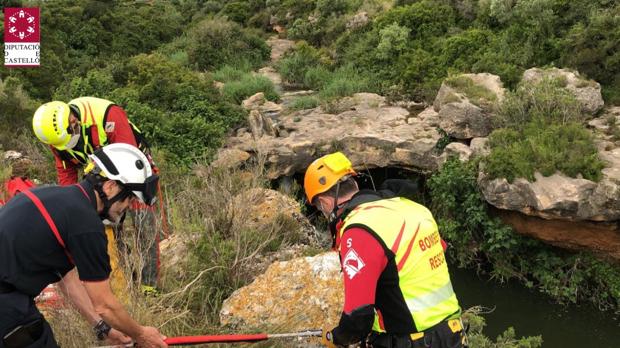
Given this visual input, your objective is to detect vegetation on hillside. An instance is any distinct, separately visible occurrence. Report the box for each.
[1,0,619,346]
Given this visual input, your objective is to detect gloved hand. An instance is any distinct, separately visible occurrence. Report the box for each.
[321,328,338,348]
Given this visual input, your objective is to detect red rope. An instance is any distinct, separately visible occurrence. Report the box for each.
[165,334,268,345]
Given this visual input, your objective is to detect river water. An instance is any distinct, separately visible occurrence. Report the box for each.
[450,265,620,348]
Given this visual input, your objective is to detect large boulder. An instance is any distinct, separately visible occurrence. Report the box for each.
[228,93,442,178]
[434,73,505,139]
[231,188,318,244]
[522,68,604,115]
[220,252,343,330]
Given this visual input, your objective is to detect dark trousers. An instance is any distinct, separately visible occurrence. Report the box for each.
[369,326,466,348]
[0,292,58,348]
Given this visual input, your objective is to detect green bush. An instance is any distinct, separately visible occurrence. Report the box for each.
[212,63,253,83]
[277,42,326,86]
[485,122,604,182]
[561,6,620,104]
[318,66,372,101]
[289,96,320,110]
[483,77,604,182]
[494,78,585,130]
[185,18,270,71]
[222,74,279,104]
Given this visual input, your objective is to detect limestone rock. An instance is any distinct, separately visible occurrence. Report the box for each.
[231,188,317,244]
[228,93,442,179]
[437,142,472,168]
[495,209,620,262]
[220,252,343,330]
[478,172,620,221]
[434,73,505,139]
[522,67,604,115]
[469,137,490,157]
[415,106,440,126]
[210,149,251,169]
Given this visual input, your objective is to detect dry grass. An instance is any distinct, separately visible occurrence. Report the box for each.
[48,157,313,347]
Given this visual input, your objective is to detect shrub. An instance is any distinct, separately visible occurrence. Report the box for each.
[318,66,372,101]
[485,121,604,182]
[220,1,252,24]
[289,96,320,110]
[303,66,331,90]
[494,78,585,130]
[222,74,279,104]
[561,6,620,103]
[212,63,253,83]
[185,18,270,71]
[376,23,411,61]
[277,42,325,86]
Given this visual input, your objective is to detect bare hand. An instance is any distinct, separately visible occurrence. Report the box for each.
[105,328,132,346]
[135,326,167,348]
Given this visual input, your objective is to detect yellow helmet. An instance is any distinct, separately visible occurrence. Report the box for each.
[304,152,356,204]
[32,101,72,150]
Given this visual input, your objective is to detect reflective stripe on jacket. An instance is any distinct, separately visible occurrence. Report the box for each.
[340,197,460,332]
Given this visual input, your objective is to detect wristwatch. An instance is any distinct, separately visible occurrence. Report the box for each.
[93,319,112,341]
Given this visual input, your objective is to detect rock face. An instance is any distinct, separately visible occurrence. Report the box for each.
[220,252,343,330]
[494,209,620,261]
[522,67,604,115]
[479,172,608,220]
[228,93,442,179]
[243,92,283,139]
[434,73,505,139]
[231,188,317,244]
[436,142,472,168]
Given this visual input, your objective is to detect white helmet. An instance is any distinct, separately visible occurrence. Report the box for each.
[89,143,158,205]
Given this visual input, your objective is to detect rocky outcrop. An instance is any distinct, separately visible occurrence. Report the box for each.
[494,209,620,261]
[434,73,505,139]
[228,93,442,178]
[243,92,283,139]
[231,188,317,244]
[210,149,251,169]
[437,142,472,168]
[522,67,604,115]
[220,252,342,330]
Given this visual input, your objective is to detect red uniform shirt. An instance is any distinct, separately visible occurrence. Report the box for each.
[339,227,448,314]
[54,105,138,186]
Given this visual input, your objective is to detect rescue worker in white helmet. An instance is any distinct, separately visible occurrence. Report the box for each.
[32,97,162,291]
[304,152,467,348]
[0,143,167,348]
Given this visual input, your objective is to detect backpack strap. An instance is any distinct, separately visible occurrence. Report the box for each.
[22,190,75,265]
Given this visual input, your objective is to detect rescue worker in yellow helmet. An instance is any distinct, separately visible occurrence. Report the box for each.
[32,97,161,292]
[304,152,467,348]
[32,97,152,186]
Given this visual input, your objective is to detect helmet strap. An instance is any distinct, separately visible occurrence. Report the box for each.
[87,174,130,221]
[327,181,342,245]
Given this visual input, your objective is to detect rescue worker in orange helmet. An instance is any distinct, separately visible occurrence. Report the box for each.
[304,152,467,348]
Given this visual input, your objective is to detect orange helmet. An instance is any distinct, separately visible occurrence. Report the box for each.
[304,152,356,204]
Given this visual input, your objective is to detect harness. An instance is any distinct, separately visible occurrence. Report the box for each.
[21,185,92,265]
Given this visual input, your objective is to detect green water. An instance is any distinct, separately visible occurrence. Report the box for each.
[450,265,620,348]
